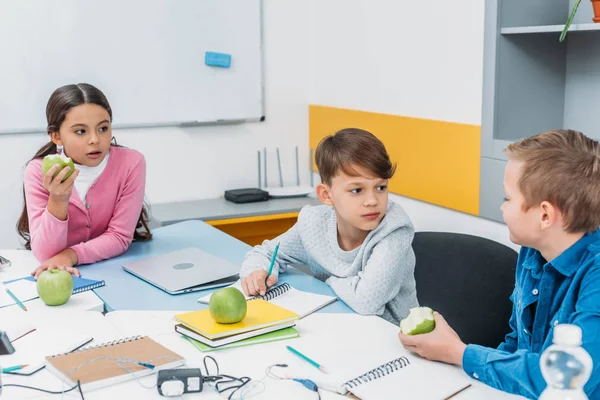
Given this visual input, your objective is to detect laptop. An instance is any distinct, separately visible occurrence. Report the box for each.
[122,247,240,295]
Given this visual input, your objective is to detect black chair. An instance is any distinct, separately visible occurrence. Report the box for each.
[412,231,518,348]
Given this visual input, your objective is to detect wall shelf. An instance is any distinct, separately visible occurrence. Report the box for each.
[501,23,600,35]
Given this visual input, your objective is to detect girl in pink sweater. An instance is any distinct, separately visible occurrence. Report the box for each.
[17,83,152,278]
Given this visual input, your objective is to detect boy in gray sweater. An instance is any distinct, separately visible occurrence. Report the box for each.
[240,128,418,324]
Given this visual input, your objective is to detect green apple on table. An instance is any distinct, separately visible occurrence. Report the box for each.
[36,269,74,306]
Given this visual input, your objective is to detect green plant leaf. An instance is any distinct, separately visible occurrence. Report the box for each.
[560,0,582,42]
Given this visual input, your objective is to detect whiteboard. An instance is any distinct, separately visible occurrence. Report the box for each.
[0,0,264,134]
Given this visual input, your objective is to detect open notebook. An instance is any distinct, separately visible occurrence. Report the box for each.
[198,281,337,318]
[287,322,472,399]
[45,336,184,391]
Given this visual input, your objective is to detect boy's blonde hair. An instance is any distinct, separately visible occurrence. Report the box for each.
[315,128,396,185]
[505,129,600,233]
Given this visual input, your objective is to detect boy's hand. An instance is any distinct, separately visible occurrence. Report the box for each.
[241,270,277,296]
[398,312,467,366]
[32,249,80,279]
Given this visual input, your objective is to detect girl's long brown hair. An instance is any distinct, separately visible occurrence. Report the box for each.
[17,83,152,249]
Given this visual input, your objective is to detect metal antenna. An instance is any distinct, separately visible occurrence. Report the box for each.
[257,150,262,188]
[276,147,284,187]
[264,147,268,188]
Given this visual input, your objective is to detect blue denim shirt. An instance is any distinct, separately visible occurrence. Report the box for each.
[463,229,600,399]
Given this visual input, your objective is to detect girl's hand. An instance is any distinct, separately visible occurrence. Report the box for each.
[43,164,79,204]
[32,249,80,279]
[241,270,277,296]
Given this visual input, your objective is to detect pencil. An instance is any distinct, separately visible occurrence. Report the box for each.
[2,364,28,373]
[267,241,280,276]
[443,384,471,400]
[286,345,328,373]
[5,287,27,311]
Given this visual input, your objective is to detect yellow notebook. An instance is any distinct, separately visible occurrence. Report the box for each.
[175,299,299,339]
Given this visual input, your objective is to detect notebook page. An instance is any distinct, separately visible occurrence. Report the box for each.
[0,279,38,307]
[268,286,336,318]
[286,317,471,399]
[349,354,471,400]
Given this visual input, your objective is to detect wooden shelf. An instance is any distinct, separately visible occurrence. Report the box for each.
[501,23,600,35]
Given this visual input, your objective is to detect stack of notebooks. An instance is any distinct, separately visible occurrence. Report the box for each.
[175,281,337,352]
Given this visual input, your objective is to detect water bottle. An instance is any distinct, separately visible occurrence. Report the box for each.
[539,324,593,400]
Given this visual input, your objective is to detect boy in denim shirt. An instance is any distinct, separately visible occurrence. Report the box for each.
[399,130,600,399]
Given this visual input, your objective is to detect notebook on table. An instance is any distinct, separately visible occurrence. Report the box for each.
[23,275,106,294]
[45,335,184,391]
[289,336,472,399]
[198,281,337,318]
[0,276,105,307]
[175,321,297,348]
[175,299,299,340]
[184,326,300,352]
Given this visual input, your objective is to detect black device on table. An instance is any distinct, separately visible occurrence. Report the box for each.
[224,188,269,203]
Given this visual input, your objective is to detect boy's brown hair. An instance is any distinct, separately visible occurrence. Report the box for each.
[315,128,396,186]
[505,129,600,233]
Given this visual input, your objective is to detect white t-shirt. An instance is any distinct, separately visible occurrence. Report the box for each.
[74,152,110,205]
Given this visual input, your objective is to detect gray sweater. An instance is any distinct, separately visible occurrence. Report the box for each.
[239,201,418,324]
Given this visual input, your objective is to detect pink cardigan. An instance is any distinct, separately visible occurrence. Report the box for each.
[23,146,146,265]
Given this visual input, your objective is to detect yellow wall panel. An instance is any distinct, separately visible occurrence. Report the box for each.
[309,105,481,215]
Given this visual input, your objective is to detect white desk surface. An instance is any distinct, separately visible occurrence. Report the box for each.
[0,249,104,313]
[1,311,121,399]
[1,311,525,400]
[104,311,524,400]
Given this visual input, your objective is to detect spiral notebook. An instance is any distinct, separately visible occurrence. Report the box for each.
[45,336,184,391]
[290,323,472,399]
[197,281,337,318]
[23,275,106,294]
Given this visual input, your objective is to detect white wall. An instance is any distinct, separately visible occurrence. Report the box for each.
[308,0,486,125]
[1,0,513,252]
[0,0,312,249]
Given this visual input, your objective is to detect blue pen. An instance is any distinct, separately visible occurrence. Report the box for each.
[286,345,328,373]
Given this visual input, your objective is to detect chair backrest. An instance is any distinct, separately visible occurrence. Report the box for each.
[412,231,518,348]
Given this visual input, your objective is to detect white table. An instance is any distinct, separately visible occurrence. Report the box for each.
[0,311,122,399]
[0,249,104,313]
[1,311,525,399]
[103,312,525,400]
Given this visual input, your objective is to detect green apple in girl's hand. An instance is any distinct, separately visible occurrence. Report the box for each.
[41,154,75,182]
[400,306,436,335]
[36,269,74,306]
